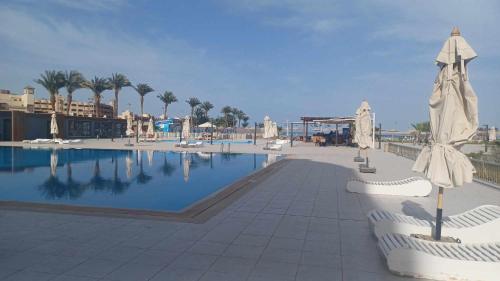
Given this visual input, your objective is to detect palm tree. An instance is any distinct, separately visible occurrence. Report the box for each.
[232,107,242,127]
[63,71,85,115]
[234,109,246,127]
[34,70,65,111]
[157,91,177,118]
[242,115,250,128]
[82,77,111,118]
[200,101,213,119]
[411,121,431,144]
[186,97,201,124]
[109,73,131,118]
[133,83,154,117]
[221,106,232,128]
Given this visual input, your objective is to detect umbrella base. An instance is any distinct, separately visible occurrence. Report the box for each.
[410,234,461,243]
[359,164,376,173]
[354,157,365,162]
[124,143,134,147]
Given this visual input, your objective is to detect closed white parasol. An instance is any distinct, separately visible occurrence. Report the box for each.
[413,27,479,240]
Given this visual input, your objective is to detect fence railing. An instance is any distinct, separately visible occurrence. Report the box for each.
[385,143,500,187]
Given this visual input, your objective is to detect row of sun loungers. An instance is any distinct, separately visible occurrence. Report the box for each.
[345,174,500,280]
[24,139,83,145]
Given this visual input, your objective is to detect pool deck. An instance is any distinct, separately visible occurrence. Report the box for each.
[1,140,499,281]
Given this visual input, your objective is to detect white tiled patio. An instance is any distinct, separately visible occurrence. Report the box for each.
[1,144,499,281]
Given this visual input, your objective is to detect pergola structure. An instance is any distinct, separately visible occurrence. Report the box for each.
[300,116,355,144]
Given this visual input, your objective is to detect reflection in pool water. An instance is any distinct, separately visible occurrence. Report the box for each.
[0,147,275,212]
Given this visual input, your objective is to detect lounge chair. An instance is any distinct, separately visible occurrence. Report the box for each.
[263,144,282,151]
[347,177,432,196]
[29,139,54,144]
[378,233,500,281]
[175,141,188,148]
[368,205,500,243]
[188,141,203,148]
[54,139,83,145]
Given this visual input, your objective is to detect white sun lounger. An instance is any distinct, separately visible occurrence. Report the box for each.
[379,233,500,281]
[368,205,500,243]
[29,139,54,144]
[263,144,282,151]
[347,176,432,197]
[175,141,188,148]
[54,139,83,145]
[188,141,203,148]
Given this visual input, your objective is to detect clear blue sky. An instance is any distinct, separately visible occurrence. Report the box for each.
[1,0,499,130]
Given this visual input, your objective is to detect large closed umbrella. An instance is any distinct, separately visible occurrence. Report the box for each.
[146,117,154,138]
[126,115,134,136]
[50,112,59,139]
[354,101,373,149]
[413,27,478,240]
[137,120,143,137]
[182,116,191,140]
[271,122,278,138]
[263,116,273,138]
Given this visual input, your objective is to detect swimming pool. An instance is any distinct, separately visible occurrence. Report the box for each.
[0,147,275,213]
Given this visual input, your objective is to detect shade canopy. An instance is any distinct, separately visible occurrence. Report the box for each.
[182,116,190,139]
[413,28,478,188]
[354,101,373,149]
[198,122,215,128]
[50,113,58,136]
[146,118,154,136]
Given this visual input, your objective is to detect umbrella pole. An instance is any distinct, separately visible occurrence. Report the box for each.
[435,186,444,240]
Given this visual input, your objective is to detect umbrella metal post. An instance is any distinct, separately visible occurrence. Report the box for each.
[210,124,214,145]
[179,121,183,143]
[485,125,488,152]
[435,186,444,240]
[378,123,382,149]
[290,123,293,147]
[254,122,257,145]
[135,120,139,143]
[335,124,339,146]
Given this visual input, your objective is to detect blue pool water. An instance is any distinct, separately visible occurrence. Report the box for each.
[0,147,272,212]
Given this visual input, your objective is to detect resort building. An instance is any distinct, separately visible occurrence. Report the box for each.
[0,87,35,113]
[0,87,124,141]
[0,86,114,118]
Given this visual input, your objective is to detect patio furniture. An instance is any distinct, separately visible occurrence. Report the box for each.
[378,233,500,281]
[263,144,282,151]
[368,205,500,243]
[347,177,431,196]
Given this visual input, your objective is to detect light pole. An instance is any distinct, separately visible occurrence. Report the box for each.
[484,124,489,152]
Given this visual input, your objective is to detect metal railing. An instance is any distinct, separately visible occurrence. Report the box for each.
[385,143,500,187]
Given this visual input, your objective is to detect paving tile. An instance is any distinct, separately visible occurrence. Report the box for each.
[209,256,256,275]
[2,270,56,281]
[149,267,205,281]
[300,251,341,268]
[104,262,163,281]
[168,253,217,270]
[342,269,423,281]
[128,249,179,266]
[222,244,265,259]
[232,234,270,247]
[25,255,87,275]
[65,258,123,278]
[151,238,195,252]
[295,265,342,281]
[267,237,304,250]
[198,271,248,281]
[260,248,302,263]
[249,260,298,281]
[187,241,228,255]
[96,245,144,262]
[303,239,340,254]
[50,275,100,281]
